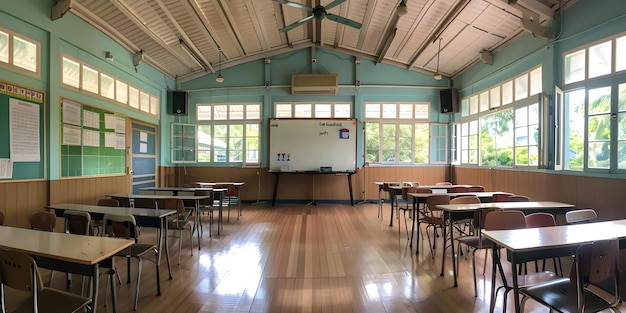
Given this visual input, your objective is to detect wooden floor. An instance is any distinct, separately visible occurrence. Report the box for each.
[49,203,622,313]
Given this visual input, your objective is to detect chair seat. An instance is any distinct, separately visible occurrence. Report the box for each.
[516,271,559,286]
[168,219,193,230]
[7,287,91,313]
[520,277,614,313]
[456,235,491,248]
[421,216,444,226]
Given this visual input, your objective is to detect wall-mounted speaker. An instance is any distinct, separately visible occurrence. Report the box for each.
[439,88,458,114]
[171,90,188,115]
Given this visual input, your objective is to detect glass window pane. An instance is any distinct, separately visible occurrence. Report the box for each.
[197,125,212,162]
[415,103,429,119]
[365,103,380,118]
[529,67,542,96]
[617,36,626,72]
[588,41,612,78]
[246,104,261,120]
[502,81,513,105]
[334,103,351,118]
[469,95,478,115]
[399,104,413,119]
[228,124,244,162]
[381,124,396,162]
[415,124,429,163]
[294,103,311,118]
[245,123,260,163]
[82,65,99,94]
[13,36,37,72]
[564,49,585,84]
[0,30,8,63]
[100,73,115,99]
[197,105,212,120]
[480,110,513,167]
[62,57,80,88]
[315,103,331,118]
[365,122,380,162]
[461,98,469,116]
[565,89,585,170]
[588,86,611,115]
[128,86,139,109]
[115,80,127,104]
[382,104,396,119]
[398,124,412,162]
[490,87,500,109]
[150,96,159,115]
[214,105,228,120]
[275,103,291,118]
[618,84,626,168]
[479,91,489,112]
[214,125,227,162]
[229,105,244,120]
[514,74,528,101]
[139,91,150,113]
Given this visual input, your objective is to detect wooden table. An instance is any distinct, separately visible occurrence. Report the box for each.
[482,219,626,313]
[47,203,177,283]
[434,201,576,288]
[106,192,222,241]
[0,225,133,313]
[194,182,245,220]
[270,171,355,206]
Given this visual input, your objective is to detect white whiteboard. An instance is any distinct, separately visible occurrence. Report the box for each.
[269,119,357,172]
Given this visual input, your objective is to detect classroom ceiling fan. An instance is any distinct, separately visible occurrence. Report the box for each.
[274,0,362,33]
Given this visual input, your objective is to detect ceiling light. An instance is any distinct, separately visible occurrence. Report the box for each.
[396,1,408,16]
[434,37,443,81]
[216,47,224,83]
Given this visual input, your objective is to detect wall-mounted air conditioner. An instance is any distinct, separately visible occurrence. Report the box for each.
[291,74,338,95]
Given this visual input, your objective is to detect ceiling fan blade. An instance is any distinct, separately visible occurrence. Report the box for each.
[324,0,346,11]
[273,0,313,12]
[279,15,315,32]
[325,13,362,29]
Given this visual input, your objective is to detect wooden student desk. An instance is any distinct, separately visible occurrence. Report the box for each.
[433,201,576,289]
[106,192,222,240]
[482,219,626,313]
[47,203,177,284]
[269,171,355,206]
[0,226,133,313]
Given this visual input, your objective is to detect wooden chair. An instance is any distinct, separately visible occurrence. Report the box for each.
[519,239,620,313]
[565,208,597,224]
[397,186,418,239]
[491,193,513,202]
[417,194,450,258]
[156,198,194,264]
[448,186,469,193]
[94,198,120,236]
[524,213,563,276]
[29,211,56,232]
[456,206,501,297]
[467,185,485,192]
[0,248,92,313]
[485,210,558,313]
[102,213,159,311]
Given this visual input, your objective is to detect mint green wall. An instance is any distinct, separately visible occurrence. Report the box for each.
[1,0,173,179]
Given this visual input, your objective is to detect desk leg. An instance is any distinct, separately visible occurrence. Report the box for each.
[489,243,498,313]
[378,186,382,219]
[511,253,521,313]
[272,173,280,206]
[347,175,354,206]
[91,264,99,313]
[218,191,223,235]
[388,192,395,227]
[237,186,242,219]
[410,198,416,247]
[160,216,172,281]
[440,212,449,278]
[306,175,317,206]
[450,212,458,287]
[196,199,201,249]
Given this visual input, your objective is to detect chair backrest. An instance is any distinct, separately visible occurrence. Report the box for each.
[448,186,469,193]
[0,248,44,293]
[425,194,451,213]
[484,210,527,231]
[473,207,502,230]
[401,186,419,201]
[29,211,56,232]
[435,182,452,186]
[63,210,91,235]
[507,195,530,202]
[467,185,485,192]
[156,198,185,214]
[97,198,119,207]
[102,214,139,240]
[0,211,4,225]
[382,183,400,193]
[195,189,214,206]
[491,193,513,202]
[524,212,556,228]
[416,188,432,194]
[403,182,419,187]
[565,208,597,224]
[571,239,620,309]
[449,195,481,204]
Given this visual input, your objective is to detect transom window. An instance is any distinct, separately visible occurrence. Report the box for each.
[364,102,433,164]
[0,27,40,77]
[274,102,352,118]
[61,55,159,117]
[197,103,261,164]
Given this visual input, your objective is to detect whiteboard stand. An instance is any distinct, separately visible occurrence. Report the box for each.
[269,171,355,206]
[305,175,316,206]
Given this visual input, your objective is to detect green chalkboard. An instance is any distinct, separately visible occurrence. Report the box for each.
[60,98,126,177]
[0,81,45,180]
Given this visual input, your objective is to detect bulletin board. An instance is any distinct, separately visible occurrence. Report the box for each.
[60,98,126,177]
[269,119,357,172]
[0,81,45,180]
